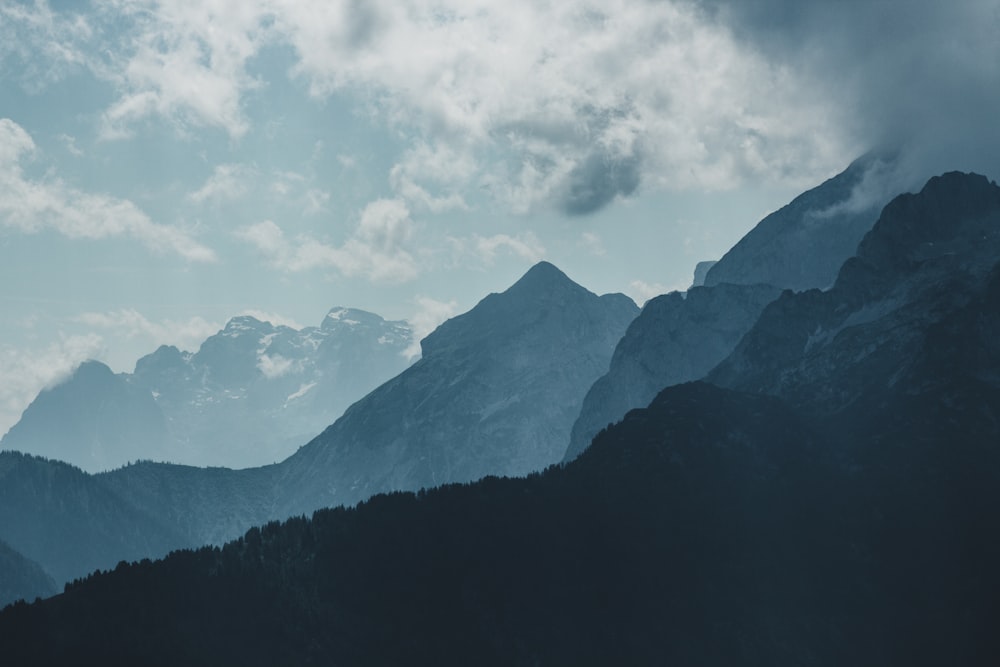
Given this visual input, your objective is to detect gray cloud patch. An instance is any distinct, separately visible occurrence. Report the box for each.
[697,0,1000,184]
[562,149,642,216]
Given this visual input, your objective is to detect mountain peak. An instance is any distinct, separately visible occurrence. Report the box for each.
[504,261,584,300]
[857,171,1000,271]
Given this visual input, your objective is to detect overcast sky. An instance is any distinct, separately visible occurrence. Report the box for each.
[2,0,998,435]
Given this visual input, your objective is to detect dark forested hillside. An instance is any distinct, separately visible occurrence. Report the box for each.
[2,375,998,665]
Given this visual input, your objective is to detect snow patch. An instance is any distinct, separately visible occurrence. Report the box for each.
[257,354,295,379]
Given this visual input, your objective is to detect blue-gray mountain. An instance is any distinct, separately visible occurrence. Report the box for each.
[4,172,997,663]
[563,282,781,462]
[266,261,638,516]
[0,539,57,608]
[704,151,900,291]
[1,308,414,471]
[564,154,891,462]
[0,263,637,587]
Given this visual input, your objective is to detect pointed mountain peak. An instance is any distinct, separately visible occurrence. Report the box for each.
[505,261,584,298]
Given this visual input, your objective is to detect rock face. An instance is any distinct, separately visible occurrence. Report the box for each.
[704,152,898,291]
[0,361,169,473]
[563,282,781,461]
[709,171,1000,413]
[276,261,638,515]
[0,539,57,607]
[691,260,717,287]
[1,308,414,471]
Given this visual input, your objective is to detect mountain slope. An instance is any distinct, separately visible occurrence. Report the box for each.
[2,173,998,665]
[2,375,996,666]
[709,171,1000,413]
[0,361,169,473]
[564,282,781,461]
[0,451,184,585]
[0,540,57,608]
[276,261,638,515]
[2,308,414,471]
[705,151,899,291]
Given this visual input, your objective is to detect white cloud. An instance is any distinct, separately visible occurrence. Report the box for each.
[257,353,296,379]
[4,1,849,212]
[74,309,222,353]
[404,295,460,360]
[450,231,546,266]
[627,279,684,306]
[236,198,419,283]
[188,163,256,204]
[96,0,272,140]
[0,118,216,261]
[0,334,104,438]
[238,309,303,330]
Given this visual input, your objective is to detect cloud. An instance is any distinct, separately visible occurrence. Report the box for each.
[627,279,685,306]
[701,0,1000,185]
[10,0,1000,217]
[580,232,607,257]
[0,333,104,438]
[404,295,460,360]
[74,309,222,354]
[257,353,296,379]
[188,163,256,204]
[6,1,851,214]
[236,198,419,282]
[449,231,547,266]
[0,118,216,261]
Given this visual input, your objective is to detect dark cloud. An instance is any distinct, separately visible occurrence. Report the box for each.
[695,0,1000,186]
[562,150,642,216]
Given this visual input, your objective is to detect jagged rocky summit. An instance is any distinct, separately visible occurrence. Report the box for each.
[1,308,414,471]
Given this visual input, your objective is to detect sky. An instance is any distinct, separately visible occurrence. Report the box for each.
[1,0,999,436]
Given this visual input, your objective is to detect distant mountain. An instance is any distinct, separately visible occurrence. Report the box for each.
[0,451,183,585]
[1,308,414,471]
[704,151,899,291]
[275,261,638,515]
[0,361,168,473]
[2,173,998,664]
[0,539,56,608]
[564,282,781,461]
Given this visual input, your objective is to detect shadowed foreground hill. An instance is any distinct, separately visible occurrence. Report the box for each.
[1,377,997,666]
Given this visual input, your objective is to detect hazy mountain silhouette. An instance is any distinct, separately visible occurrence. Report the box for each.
[0,539,56,608]
[705,151,899,291]
[1,308,414,471]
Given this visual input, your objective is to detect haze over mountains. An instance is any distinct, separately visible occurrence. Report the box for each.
[565,153,899,461]
[2,170,997,664]
[1,308,414,471]
[0,260,636,585]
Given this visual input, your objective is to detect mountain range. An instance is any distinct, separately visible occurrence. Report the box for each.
[1,308,414,471]
[3,168,997,662]
[0,167,996,664]
[0,262,636,585]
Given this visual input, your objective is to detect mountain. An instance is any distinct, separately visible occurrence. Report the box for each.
[709,171,1000,413]
[704,151,899,291]
[274,261,638,515]
[0,539,57,608]
[1,173,998,664]
[0,451,183,585]
[564,282,781,461]
[1,264,636,591]
[563,155,900,462]
[0,361,168,473]
[2,375,996,665]
[1,308,414,471]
